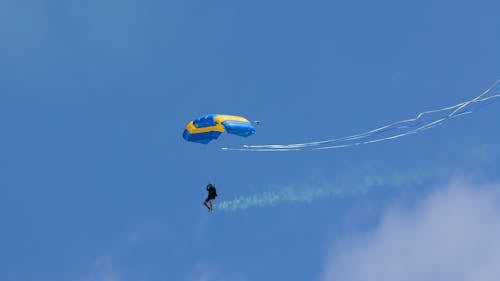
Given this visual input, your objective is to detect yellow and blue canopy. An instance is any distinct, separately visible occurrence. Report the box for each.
[183,114,256,144]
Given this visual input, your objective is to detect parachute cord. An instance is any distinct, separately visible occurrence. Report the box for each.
[222,79,500,152]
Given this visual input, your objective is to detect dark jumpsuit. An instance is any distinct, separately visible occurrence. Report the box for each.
[205,184,217,202]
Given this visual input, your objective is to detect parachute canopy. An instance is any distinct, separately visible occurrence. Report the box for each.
[183,114,256,144]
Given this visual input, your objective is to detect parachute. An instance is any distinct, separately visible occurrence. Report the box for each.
[183,114,256,144]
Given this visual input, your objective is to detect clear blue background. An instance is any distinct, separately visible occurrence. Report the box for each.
[1,0,499,280]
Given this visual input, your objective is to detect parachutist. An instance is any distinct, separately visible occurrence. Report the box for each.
[203,183,218,212]
[254,120,261,125]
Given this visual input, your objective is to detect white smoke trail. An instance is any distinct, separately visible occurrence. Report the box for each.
[216,169,436,211]
[222,79,500,152]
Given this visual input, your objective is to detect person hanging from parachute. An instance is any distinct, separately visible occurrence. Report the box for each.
[182,114,256,212]
[203,183,218,212]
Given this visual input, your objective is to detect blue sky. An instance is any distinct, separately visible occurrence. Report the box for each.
[1,0,499,280]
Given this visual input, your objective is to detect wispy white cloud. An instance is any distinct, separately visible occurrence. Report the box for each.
[187,262,247,281]
[74,220,170,281]
[124,220,170,247]
[322,179,500,281]
[78,254,122,281]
